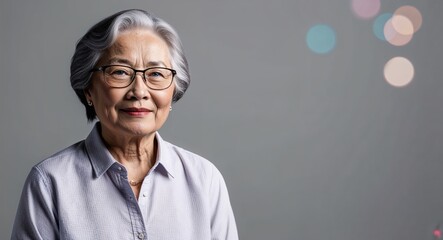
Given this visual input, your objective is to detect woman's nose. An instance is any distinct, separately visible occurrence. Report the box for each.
[127,74,150,100]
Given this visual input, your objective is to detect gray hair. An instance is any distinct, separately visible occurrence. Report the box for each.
[70,9,190,121]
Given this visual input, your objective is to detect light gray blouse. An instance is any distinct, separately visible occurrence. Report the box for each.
[11,123,238,240]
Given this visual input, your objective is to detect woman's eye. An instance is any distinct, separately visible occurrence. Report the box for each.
[111,70,129,76]
[148,71,165,78]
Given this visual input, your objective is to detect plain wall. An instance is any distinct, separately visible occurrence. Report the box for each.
[2,0,443,239]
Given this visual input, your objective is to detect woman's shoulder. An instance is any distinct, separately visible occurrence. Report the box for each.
[160,139,223,181]
[165,140,207,159]
[33,140,88,174]
[163,140,215,165]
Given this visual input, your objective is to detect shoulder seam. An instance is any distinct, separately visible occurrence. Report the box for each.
[32,166,54,197]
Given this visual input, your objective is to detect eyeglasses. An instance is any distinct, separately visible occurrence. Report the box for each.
[91,64,177,90]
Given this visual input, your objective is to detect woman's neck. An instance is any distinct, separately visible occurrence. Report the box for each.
[98,124,158,199]
[100,125,157,170]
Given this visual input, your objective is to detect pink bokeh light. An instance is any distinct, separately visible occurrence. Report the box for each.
[383,18,413,46]
[395,5,422,33]
[435,229,442,239]
[351,0,381,19]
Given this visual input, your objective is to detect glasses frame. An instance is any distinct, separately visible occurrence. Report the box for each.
[90,64,177,90]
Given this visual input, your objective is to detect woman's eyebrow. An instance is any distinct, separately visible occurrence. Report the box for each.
[146,61,167,67]
[106,57,133,65]
[106,59,167,68]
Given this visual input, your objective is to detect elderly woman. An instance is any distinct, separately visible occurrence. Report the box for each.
[11,9,238,240]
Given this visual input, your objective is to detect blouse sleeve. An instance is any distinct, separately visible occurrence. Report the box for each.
[209,165,239,240]
[11,166,59,240]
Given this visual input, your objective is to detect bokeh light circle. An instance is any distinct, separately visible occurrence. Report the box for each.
[394,5,422,33]
[391,15,414,36]
[384,57,414,87]
[306,24,337,54]
[373,13,392,41]
[351,0,381,19]
[384,18,413,46]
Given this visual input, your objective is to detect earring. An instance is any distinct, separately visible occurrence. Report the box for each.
[87,101,93,106]
[169,106,172,111]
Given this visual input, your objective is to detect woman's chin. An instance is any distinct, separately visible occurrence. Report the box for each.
[120,123,157,137]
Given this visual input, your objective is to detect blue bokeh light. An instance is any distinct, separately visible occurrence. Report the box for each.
[306,24,337,54]
[373,13,392,41]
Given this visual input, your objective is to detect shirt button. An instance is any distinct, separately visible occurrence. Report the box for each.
[137,232,144,239]
[117,167,122,171]
[142,193,147,197]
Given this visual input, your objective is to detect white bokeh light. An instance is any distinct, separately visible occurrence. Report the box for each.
[384,57,414,87]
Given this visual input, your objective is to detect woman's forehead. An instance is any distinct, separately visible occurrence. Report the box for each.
[110,31,168,53]
[101,30,171,66]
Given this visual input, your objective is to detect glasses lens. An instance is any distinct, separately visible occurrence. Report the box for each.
[104,65,134,88]
[145,68,174,90]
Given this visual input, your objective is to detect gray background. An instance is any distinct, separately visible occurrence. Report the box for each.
[2,0,443,239]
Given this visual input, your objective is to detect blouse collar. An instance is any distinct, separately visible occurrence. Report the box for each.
[85,122,175,179]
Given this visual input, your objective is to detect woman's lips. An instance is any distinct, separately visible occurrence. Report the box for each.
[121,108,152,116]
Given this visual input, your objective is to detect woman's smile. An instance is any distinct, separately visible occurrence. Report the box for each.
[120,107,153,117]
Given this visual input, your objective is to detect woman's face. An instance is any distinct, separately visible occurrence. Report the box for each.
[86,28,175,139]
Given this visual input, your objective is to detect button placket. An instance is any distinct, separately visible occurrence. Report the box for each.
[139,177,151,203]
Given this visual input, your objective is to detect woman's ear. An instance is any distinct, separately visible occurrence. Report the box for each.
[83,87,91,101]
[84,87,93,102]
